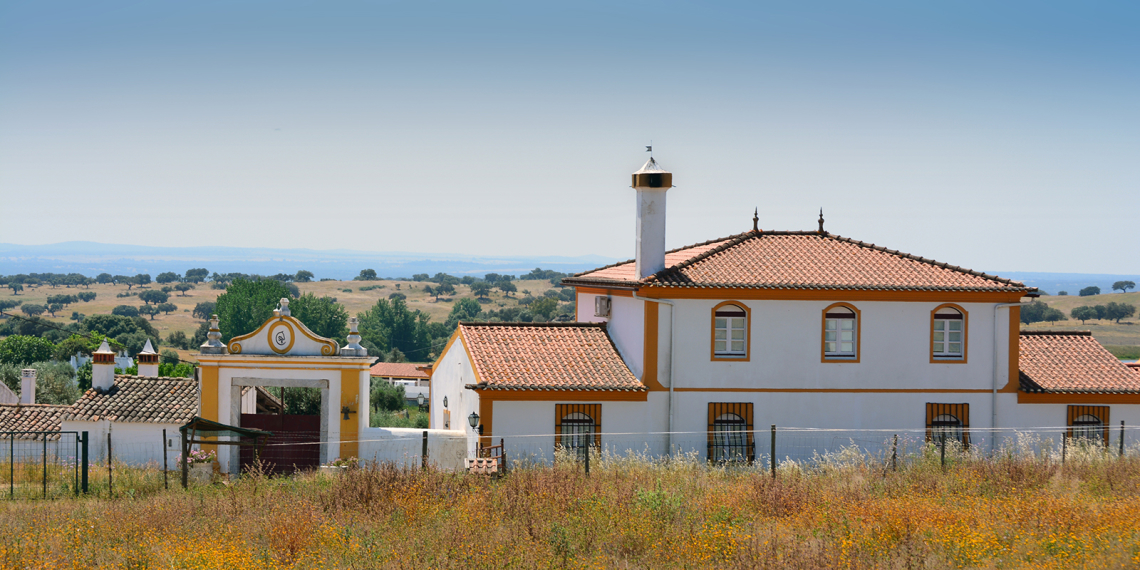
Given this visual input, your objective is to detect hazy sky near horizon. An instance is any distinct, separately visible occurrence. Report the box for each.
[2,1,1137,274]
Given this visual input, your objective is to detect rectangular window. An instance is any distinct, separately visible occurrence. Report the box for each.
[714,305,747,357]
[707,402,754,462]
[1067,405,1109,444]
[824,314,856,357]
[933,316,964,358]
[925,403,969,446]
[555,404,601,458]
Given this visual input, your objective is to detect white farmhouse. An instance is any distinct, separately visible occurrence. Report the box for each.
[430,157,1140,461]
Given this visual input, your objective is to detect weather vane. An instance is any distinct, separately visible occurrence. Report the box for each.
[646,142,653,157]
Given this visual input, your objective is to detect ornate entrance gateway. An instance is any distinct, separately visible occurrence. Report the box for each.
[195,300,373,475]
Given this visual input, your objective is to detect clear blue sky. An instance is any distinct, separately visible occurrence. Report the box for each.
[2,1,1137,273]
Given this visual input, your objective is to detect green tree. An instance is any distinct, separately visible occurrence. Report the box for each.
[530,297,559,319]
[157,302,178,315]
[294,270,314,283]
[84,314,157,341]
[184,268,209,283]
[134,274,152,287]
[0,299,20,312]
[138,290,169,305]
[112,305,140,317]
[498,282,517,296]
[290,293,349,340]
[96,273,114,284]
[1112,280,1136,293]
[174,283,194,296]
[7,283,22,295]
[78,291,96,302]
[139,305,160,320]
[1104,302,1136,323]
[166,331,189,350]
[156,272,180,284]
[1070,306,1096,324]
[357,269,378,281]
[357,297,431,359]
[370,382,407,413]
[1079,286,1101,297]
[447,298,482,327]
[192,302,216,320]
[0,361,80,405]
[46,303,63,317]
[0,335,56,366]
[412,274,429,282]
[215,278,293,342]
[435,282,456,299]
[160,349,180,365]
[20,303,46,318]
[470,281,492,299]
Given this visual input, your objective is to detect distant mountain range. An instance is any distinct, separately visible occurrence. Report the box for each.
[0,242,618,280]
[1,243,1137,292]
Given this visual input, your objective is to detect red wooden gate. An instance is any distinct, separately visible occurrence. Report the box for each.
[239,414,321,474]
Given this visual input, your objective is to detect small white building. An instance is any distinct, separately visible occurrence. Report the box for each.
[429,156,1140,463]
[370,362,431,405]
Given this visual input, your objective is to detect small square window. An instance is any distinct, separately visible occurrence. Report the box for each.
[713,304,748,359]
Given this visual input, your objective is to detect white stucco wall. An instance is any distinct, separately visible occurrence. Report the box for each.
[358,427,466,470]
[60,420,181,467]
[576,293,645,378]
[429,335,480,444]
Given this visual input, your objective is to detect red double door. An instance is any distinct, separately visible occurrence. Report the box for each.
[239,414,321,475]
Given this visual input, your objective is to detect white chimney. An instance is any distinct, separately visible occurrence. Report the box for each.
[20,369,35,405]
[137,339,159,377]
[632,157,673,279]
[92,339,116,392]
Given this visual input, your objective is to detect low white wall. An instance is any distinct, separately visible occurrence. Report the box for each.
[358,427,467,471]
[60,420,181,467]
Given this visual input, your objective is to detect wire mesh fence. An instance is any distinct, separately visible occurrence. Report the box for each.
[0,432,85,499]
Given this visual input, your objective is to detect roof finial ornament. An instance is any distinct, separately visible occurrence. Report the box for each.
[752,208,759,232]
[818,208,825,234]
[646,142,652,157]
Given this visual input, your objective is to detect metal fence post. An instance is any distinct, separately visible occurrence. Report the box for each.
[180,432,188,490]
[770,425,776,479]
[162,429,169,490]
[1120,421,1125,458]
[1062,432,1067,466]
[107,432,113,498]
[421,430,428,471]
[891,434,898,471]
[74,432,79,496]
[42,436,47,499]
[9,433,13,499]
[81,431,88,494]
[940,433,946,471]
[584,441,590,476]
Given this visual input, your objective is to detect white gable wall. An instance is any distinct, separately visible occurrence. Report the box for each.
[429,335,480,454]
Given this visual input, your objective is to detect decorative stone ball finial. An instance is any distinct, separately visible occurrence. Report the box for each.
[278,297,291,317]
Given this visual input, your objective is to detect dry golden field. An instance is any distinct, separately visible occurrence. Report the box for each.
[1,449,1139,569]
[0,278,560,362]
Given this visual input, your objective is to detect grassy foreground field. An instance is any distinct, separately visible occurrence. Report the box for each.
[2,452,1139,569]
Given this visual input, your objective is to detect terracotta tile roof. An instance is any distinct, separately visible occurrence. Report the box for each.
[0,405,71,440]
[564,230,1033,293]
[64,375,198,424]
[458,322,644,392]
[369,362,431,379]
[1019,332,1140,394]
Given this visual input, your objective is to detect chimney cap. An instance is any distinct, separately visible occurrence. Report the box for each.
[140,339,156,354]
[95,339,114,354]
[632,157,672,190]
[633,157,669,175]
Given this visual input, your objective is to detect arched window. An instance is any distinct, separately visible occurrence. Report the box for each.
[932,305,967,362]
[822,303,860,362]
[712,302,749,360]
[707,403,754,462]
[555,404,600,460]
[1068,405,1109,444]
[926,403,969,445]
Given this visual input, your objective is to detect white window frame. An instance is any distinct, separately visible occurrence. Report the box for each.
[932,309,965,359]
[713,304,748,358]
[823,308,857,359]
